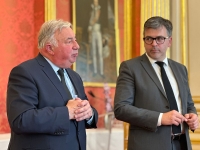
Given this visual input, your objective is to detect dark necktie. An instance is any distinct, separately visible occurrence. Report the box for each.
[58,69,78,128]
[57,69,72,99]
[156,61,181,134]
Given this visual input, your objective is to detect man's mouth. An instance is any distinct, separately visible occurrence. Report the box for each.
[72,53,78,57]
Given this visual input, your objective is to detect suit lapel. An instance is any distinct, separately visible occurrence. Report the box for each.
[66,69,79,96]
[140,54,167,99]
[36,53,69,104]
[36,54,79,127]
[168,60,186,113]
[65,69,80,127]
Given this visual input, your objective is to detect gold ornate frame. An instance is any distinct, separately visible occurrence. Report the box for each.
[72,0,120,87]
[45,0,56,21]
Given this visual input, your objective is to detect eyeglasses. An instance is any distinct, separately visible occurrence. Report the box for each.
[143,36,170,45]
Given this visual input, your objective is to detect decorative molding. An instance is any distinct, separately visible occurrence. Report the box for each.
[193,96,200,102]
[170,0,188,68]
[45,0,56,21]
[180,0,188,67]
[124,0,132,60]
[115,0,120,77]
[140,0,170,56]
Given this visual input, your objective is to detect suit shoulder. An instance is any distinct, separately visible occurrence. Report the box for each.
[122,55,142,65]
[66,68,81,77]
[67,68,78,74]
[13,58,37,70]
[168,59,186,68]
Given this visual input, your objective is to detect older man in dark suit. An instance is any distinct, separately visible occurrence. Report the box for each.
[114,16,199,150]
[7,20,98,150]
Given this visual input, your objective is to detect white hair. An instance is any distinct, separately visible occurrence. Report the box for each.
[38,20,72,49]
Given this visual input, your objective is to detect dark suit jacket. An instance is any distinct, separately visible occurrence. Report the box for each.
[114,54,197,150]
[7,53,98,150]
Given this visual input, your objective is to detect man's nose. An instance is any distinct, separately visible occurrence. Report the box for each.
[151,39,158,46]
[73,41,80,50]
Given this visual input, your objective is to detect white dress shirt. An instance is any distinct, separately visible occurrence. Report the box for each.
[146,53,183,131]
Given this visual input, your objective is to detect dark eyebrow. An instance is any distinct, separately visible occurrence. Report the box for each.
[144,36,167,38]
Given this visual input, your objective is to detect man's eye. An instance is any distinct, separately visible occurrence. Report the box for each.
[156,37,164,41]
[66,40,72,44]
[146,37,152,41]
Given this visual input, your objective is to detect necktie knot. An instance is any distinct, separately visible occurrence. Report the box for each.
[57,68,72,99]
[57,68,64,77]
[155,61,164,68]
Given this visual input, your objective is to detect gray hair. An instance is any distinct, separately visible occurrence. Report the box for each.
[143,16,173,37]
[38,20,72,49]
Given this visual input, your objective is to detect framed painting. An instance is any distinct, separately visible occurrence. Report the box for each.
[72,0,120,87]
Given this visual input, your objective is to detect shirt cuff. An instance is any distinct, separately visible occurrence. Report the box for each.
[86,110,94,124]
[157,113,163,126]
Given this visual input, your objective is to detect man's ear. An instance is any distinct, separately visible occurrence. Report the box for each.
[168,37,172,47]
[46,44,54,55]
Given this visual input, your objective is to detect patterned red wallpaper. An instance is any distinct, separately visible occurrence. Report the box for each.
[0,0,44,133]
[0,0,126,132]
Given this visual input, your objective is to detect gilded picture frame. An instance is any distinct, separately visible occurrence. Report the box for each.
[72,0,120,87]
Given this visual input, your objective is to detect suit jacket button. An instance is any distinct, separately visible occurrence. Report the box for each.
[166,106,169,109]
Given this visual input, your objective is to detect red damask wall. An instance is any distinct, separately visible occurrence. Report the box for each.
[0,0,44,133]
[0,0,126,132]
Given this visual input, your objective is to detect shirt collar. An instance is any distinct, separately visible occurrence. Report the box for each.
[43,56,60,73]
[145,53,169,66]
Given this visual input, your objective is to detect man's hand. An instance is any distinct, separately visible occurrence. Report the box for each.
[66,98,83,120]
[161,110,187,126]
[185,113,199,131]
[66,97,93,121]
[74,100,93,121]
